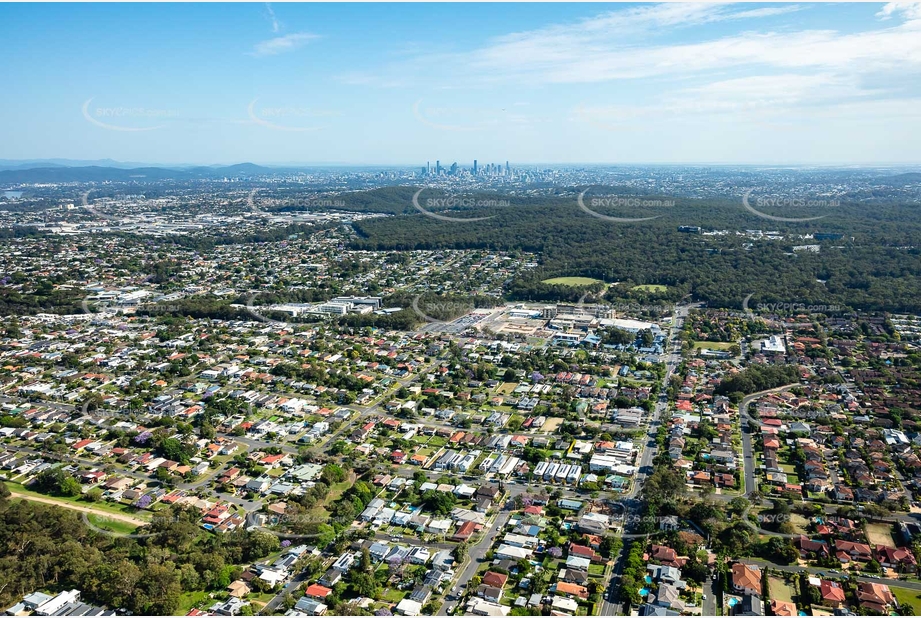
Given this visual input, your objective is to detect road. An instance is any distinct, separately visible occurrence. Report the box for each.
[437,510,511,615]
[8,490,148,526]
[625,304,688,499]
[702,577,716,615]
[738,383,801,496]
[604,303,691,615]
[739,557,921,592]
[373,532,456,550]
[260,566,314,615]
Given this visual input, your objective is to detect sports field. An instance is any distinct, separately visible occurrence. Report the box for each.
[542,277,604,286]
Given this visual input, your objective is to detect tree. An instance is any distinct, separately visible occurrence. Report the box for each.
[600,536,620,559]
[422,489,456,516]
[134,562,182,615]
[60,476,82,497]
[321,464,347,485]
[644,467,686,504]
[454,542,468,563]
[159,437,191,464]
[350,572,379,598]
[245,530,281,561]
[728,497,750,518]
[34,467,82,496]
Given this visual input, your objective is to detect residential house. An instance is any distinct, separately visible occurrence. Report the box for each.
[731,563,762,597]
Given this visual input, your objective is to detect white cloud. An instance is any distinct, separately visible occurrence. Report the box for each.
[877,2,921,21]
[251,32,318,57]
[265,3,280,33]
[464,6,921,85]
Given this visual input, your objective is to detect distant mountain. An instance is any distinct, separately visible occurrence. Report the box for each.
[0,162,282,184]
[0,158,178,171]
[0,166,196,184]
[185,162,275,176]
[879,172,921,185]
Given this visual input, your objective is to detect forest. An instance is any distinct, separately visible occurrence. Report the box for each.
[348,187,921,313]
[0,483,285,615]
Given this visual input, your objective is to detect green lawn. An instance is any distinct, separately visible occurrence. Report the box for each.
[7,481,151,520]
[86,513,142,536]
[176,591,211,615]
[779,464,801,483]
[327,478,354,503]
[631,284,667,292]
[248,591,276,611]
[541,277,604,287]
[891,586,921,614]
[693,341,736,351]
[381,588,407,603]
[588,564,605,576]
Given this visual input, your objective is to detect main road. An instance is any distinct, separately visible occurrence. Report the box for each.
[602,303,691,615]
[738,383,800,496]
[739,557,921,592]
[436,510,512,615]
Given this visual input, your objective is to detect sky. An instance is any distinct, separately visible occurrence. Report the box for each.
[1,2,920,166]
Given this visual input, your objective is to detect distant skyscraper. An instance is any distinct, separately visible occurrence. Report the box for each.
[436,160,441,175]
[505,161,510,175]
[473,159,478,175]
[450,162,457,175]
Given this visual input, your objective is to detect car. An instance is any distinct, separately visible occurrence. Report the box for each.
[702,595,707,600]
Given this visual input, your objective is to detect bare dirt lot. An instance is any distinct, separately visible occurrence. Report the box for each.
[866,523,895,547]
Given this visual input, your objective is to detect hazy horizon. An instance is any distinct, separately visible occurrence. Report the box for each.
[3,158,921,170]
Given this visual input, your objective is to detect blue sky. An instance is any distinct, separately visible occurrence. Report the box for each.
[1,2,920,166]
